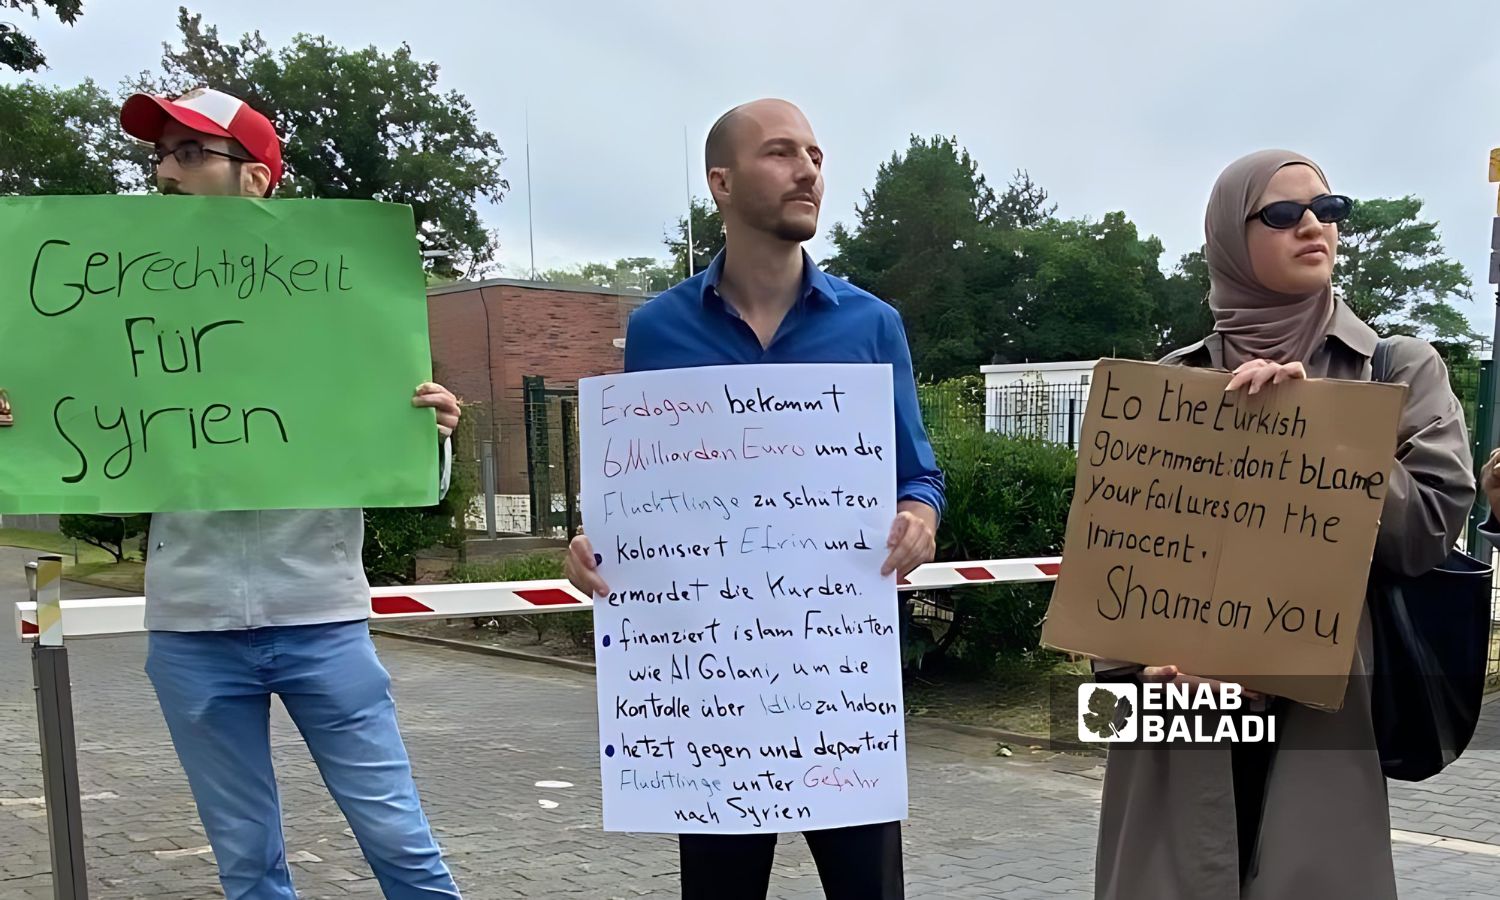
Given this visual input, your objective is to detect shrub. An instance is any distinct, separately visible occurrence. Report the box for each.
[915,429,1076,668]
[363,402,480,585]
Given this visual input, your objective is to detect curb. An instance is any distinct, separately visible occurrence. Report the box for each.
[369,625,1094,754]
[370,626,598,675]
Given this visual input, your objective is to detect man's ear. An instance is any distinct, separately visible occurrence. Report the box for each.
[242,162,273,198]
[707,167,731,209]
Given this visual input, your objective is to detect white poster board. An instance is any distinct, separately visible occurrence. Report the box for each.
[580,363,907,834]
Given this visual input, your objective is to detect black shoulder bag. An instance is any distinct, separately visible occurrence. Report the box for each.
[1368,338,1493,782]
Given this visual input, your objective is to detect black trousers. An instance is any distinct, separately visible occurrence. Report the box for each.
[679,821,904,899]
[1231,701,1283,884]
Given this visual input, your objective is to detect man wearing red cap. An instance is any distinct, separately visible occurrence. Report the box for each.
[112,87,465,900]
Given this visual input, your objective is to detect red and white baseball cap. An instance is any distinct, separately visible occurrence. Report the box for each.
[121,87,283,196]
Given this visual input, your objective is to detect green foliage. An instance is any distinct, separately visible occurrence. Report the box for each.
[921,430,1076,665]
[1335,196,1475,340]
[539,257,677,293]
[665,197,725,278]
[59,514,147,564]
[363,406,479,585]
[917,375,985,439]
[825,134,1475,375]
[935,430,1075,564]
[999,213,1164,362]
[137,7,508,278]
[451,553,564,583]
[0,79,150,195]
[995,169,1056,229]
[825,135,1000,378]
[1437,342,1482,430]
[1,1,81,72]
[1150,250,1215,358]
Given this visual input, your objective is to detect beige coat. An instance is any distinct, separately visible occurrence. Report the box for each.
[1094,300,1476,900]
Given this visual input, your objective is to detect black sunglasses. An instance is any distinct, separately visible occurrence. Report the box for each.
[151,140,254,169]
[1247,194,1353,230]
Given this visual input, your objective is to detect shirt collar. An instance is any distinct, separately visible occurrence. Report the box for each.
[1322,293,1378,358]
[698,249,841,308]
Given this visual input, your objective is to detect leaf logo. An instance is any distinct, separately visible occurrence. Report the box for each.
[1077,683,1138,742]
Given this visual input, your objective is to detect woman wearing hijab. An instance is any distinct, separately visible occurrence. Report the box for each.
[1093,150,1474,900]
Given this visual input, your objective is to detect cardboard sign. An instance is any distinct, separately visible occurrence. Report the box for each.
[0,195,437,512]
[580,363,906,834]
[1041,360,1405,710]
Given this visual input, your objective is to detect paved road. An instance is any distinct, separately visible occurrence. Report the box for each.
[1,546,1498,898]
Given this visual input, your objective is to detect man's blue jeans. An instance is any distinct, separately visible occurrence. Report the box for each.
[146,620,461,899]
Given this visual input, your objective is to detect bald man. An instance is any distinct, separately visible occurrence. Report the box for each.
[566,99,943,899]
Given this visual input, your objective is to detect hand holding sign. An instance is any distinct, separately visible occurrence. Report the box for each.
[1225,359,1307,395]
[412,382,460,438]
[566,532,609,598]
[580,363,907,834]
[0,195,439,513]
[881,502,937,577]
[1482,448,1500,516]
[1041,359,1404,710]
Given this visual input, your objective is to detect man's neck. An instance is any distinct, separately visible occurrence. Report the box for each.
[716,229,805,319]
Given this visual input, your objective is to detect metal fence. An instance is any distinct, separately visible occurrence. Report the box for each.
[1451,359,1500,684]
[460,377,580,539]
[918,382,1089,449]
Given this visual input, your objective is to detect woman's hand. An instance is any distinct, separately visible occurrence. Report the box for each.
[1482,448,1500,515]
[1225,359,1306,395]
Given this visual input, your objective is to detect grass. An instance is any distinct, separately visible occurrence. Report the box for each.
[66,561,146,594]
[905,652,1093,740]
[0,527,146,592]
[0,527,123,565]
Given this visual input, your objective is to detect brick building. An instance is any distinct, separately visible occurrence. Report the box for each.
[426,278,648,532]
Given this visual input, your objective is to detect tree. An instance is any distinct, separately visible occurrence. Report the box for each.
[1335,196,1474,340]
[136,8,508,278]
[539,257,677,293]
[824,135,1001,378]
[1149,250,1215,357]
[999,213,1164,363]
[0,79,150,195]
[0,0,80,72]
[995,169,1057,229]
[664,197,724,278]
[59,514,148,564]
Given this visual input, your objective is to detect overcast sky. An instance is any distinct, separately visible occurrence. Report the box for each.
[10,1,1500,333]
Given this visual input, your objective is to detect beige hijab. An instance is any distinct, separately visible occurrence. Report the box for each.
[1205,149,1335,369]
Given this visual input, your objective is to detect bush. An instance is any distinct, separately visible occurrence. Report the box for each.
[452,553,564,583]
[918,375,985,441]
[363,402,480,585]
[919,430,1076,668]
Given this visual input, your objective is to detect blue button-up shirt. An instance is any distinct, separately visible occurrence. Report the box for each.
[623,251,945,514]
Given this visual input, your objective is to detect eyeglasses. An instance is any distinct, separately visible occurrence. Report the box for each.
[151,141,254,169]
[1246,194,1353,229]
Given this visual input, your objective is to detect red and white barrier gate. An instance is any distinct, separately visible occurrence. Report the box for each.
[13,557,1063,641]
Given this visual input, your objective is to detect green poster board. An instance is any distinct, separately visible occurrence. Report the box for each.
[0,195,439,513]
